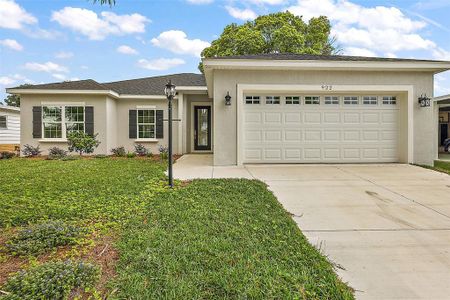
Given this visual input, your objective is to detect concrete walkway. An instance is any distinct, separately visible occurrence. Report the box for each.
[173,155,450,300]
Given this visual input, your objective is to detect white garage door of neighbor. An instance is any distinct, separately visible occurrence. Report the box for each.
[243,95,399,163]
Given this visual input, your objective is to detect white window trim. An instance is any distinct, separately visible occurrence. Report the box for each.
[0,115,7,129]
[136,109,157,140]
[245,96,261,105]
[382,96,397,105]
[304,96,320,105]
[265,96,280,105]
[41,105,86,140]
[285,96,300,105]
[324,96,340,105]
[343,96,359,105]
[362,96,378,105]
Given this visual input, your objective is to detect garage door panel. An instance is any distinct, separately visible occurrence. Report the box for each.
[324,148,340,159]
[264,112,282,123]
[324,131,340,141]
[264,149,282,160]
[304,148,321,159]
[284,148,302,159]
[343,113,360,123]
[324,112,340,123]
[285,112,302,123]
[304,130,322,141]
[304,112,321,123]
[245,112,262,124]
[245,130,262,142]
[265,130,282,142]
[284,130,302,141]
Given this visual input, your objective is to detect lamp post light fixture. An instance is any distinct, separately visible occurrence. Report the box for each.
[164,80,176,188]
[418,94,431,107]
[225,91,232,106]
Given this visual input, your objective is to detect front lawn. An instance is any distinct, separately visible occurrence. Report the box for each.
[0,158,353,299]
[433,160,450,175]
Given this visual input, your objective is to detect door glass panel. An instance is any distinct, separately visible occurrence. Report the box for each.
[197,108,209,147]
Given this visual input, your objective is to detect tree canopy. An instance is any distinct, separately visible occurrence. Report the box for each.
[200,11,338,72]
[3,94,20,107]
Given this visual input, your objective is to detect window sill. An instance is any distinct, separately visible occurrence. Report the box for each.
[134,139,158,143]
[39,139,67,143]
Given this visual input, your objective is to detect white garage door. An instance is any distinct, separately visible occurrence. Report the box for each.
[243,95,399,163]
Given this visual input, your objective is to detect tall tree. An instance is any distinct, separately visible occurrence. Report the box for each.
[200,11,339,72]
[3,94,20,107]
[93,0,115,5]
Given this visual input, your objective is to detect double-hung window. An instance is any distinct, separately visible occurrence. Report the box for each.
[265,96,280,104]
[245,96,260,104]
[382,96,397,105]
[137,109,156,139]
[343,96,359,105]
[0,116,6,129]
[285,96,300,105]
[324,96,339,105]
[305,96,320,105]
[42,105,85,139]
[363,96,378,105]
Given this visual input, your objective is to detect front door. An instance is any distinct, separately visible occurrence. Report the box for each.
[194,106,211,151]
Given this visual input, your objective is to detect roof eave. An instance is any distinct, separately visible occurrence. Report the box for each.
[6,88,120,98]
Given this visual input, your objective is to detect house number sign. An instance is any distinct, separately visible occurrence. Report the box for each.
[321,85,333,90]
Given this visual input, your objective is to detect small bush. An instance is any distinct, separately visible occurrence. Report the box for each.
[1,260,100,300]
[47,147,67,160]
[134,144,148,156]
[111,146,126,157]
[5,220,88,256]
[146,152,154,158]
[67,132,100,156]
[0,151,15,159]
[158,145,169,160]
[22,144,41,157]
[127,152,136,158]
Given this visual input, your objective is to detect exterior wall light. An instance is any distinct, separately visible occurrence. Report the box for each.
[225,91,232,106]
[418,94,431,107]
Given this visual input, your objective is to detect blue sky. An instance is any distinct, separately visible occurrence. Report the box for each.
[1,0,450,100]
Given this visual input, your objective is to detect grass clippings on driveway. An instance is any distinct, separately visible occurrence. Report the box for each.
[114,179,354,299]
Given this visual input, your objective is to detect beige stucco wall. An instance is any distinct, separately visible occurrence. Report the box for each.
[212,69,436,166]
[20,94,109,154]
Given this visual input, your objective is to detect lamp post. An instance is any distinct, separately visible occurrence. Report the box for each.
[164,80,176,187]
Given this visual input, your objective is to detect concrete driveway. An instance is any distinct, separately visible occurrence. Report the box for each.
[174,155,450,299]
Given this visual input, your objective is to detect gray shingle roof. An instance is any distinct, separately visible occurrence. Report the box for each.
[10,73,206,96]
[207,53,448,63]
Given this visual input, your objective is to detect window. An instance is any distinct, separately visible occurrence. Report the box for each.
[0,116,6,129]
[42,106,85,139]
[382,96,397,105]
[265,96,280,104]
[285,96,300,105]
[137,109,155,139]
[245,96,260,104]
[305,96,320,105]
[363,96,378,105]
[324,96,339,105]
[343,96,359,105]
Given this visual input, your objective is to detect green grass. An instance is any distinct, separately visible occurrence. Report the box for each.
[114,179,354,299]
[433,160,450,174]
[0,158,165,227]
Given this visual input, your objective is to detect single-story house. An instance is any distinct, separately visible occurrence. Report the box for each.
[0,105,20,152]
[6,54,450,166]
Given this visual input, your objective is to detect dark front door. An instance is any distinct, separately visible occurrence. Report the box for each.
[194,106,211,151]
[441,123,448,145]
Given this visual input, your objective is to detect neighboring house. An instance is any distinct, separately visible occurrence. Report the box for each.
[6,54,450,166]
[0,106,20,152]
[434,94,450,150]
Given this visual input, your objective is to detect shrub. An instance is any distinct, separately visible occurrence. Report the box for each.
[0,151,15,159]
[22,144,41,157]
[146,152,154,158]
[47,147,67,160]
[5,220,88,256]
[111,146,126,157]
[127,152,136,158]
[1,260,100,300]
[134,144,148,156]
[158,145,169,160]
[67,132,100,156]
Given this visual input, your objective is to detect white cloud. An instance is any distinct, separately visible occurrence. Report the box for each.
[52,74,66,81]
[287,0,439,56]
[246,0,286,5]
[80,65,89,70]
[51,7,149,40]
[435,73,450,96]
[225,6,257,20]
[151,30,210,57]
[0,74,32,86]
[117,45,138,55]
[24,62,68,73]
[55,51,74,59]
[432,47,450,60]
[0,39,23,51]
[0,76,17,85]
[137,58,185,71]
[186,0,213,4]
[344,47,376,57]
[0,0,37,30]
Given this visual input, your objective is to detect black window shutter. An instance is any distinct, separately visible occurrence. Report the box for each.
[129,110,137,139]
[32,106,42,138]
[85,106,94,136]
[156,110,164,139]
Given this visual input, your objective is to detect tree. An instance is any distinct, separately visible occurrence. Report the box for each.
[93,0,115,5]
[67,132,100,156]
[199,11,339,72]
[3,94,20,107]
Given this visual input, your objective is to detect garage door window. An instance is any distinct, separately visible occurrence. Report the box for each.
[285,96,300,105]
[305,96,320,105]
[363,96,378,105]
[382,96,397,105]
[324,96,339,105]
[245,96,260,104]
[265,96,280,104]
[344,96,359,105]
